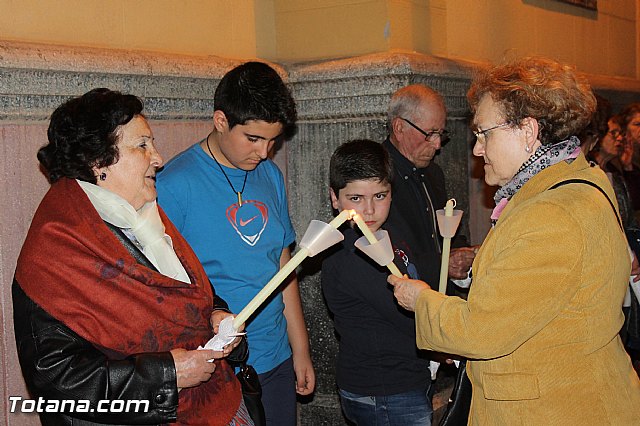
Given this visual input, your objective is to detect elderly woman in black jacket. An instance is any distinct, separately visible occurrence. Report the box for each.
[13,88,251,425]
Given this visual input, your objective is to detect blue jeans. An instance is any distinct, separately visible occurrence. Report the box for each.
[339,385,432,426]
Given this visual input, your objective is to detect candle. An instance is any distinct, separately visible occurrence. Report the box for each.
[233,209,356,329]
[438,199,455,294]
[233,247,309,329]
[328,208,353,228]
[352,214,403,277]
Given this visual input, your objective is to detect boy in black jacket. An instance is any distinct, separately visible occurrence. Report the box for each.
[322,139,432,425]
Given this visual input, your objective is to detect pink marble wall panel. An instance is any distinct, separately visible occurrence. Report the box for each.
[150,120,212,161]
[1,122,50,425]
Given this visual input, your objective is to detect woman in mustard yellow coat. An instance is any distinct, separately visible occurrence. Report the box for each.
[389,57,640,425]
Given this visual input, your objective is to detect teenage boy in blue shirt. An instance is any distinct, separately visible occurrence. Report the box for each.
[157,62,314,426]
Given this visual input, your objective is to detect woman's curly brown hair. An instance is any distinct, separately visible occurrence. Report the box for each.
[467,57,596,145]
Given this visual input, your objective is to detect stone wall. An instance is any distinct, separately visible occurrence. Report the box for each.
[2,41,640,425]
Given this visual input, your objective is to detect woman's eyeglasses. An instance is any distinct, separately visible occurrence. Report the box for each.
[401,118,450,143]
[473,122,511,142]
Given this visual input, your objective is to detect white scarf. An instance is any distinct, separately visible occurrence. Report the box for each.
[77,180,191,284]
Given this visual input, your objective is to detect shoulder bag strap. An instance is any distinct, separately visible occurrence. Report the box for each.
[548,178,622,231]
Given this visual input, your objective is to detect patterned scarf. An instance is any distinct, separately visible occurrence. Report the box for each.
[491,136,581,221]
[15,178,241,425]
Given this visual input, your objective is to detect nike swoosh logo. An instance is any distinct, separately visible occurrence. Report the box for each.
[239,215,259,227]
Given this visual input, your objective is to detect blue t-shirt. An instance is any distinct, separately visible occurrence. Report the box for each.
[156,142,296,373]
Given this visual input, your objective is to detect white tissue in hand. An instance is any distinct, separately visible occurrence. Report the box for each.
[198,316,243,352]
[429,360,440,380]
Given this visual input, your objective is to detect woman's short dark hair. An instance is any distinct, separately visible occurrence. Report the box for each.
[330,139,393,194]
[39,88,143,183]
[214,62,297,140]
[467,57,596,145]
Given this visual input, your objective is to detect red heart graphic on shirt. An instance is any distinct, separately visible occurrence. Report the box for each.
[226,200,269,246]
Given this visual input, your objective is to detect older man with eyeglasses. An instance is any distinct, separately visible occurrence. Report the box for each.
[383,84,478,294]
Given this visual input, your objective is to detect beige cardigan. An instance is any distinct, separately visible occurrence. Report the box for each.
[416,154,640,425]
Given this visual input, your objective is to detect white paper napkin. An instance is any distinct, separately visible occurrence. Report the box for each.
[197,316,245,361]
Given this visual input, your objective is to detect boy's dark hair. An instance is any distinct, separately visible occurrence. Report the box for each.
[214,61,297,140]
[329,139,394,193]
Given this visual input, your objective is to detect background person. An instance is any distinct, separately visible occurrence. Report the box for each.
[383,83,477,421]
[621,102,640,168]
[322,139,432,425]
[619,103,640,222]
[388,57,640,424]
[13,88,249,426]
[581,111,638,234]
[579,100,640,372]
[157,62,315,426]
[383,84,478,290]
[596,115,626,173]
[577,94,611,167]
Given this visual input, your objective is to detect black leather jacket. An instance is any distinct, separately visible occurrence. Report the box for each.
[13,281,179,425]
[12,225,248,425]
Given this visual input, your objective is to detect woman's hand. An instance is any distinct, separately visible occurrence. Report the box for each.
[387,275,431,312]
[621,139,634,171]
[170,348,217,391]
[210,310,244,357]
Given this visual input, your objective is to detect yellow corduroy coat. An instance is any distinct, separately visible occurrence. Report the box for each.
[417,154,640,425]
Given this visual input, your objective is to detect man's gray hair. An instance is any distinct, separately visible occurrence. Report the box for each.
[387,84,446,131]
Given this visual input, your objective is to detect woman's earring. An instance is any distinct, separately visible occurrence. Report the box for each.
[525,145,531,153]
[99,172,107,181]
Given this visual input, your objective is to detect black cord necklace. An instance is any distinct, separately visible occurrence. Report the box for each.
[205,135,248,206]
